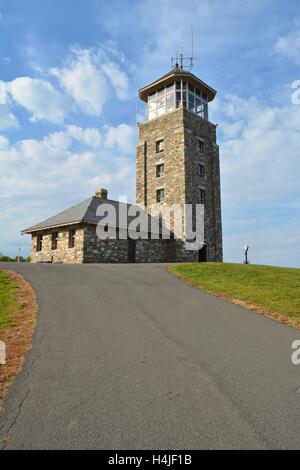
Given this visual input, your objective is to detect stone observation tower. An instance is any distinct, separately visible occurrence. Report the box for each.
[136,64,223,262]
[22,61,222,264]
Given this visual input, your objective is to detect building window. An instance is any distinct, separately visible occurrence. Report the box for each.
[200,189,206,204]
[156,139,164,153]
[36,234,43,252]
[173,80,209,120]
[156,163,164,178]
[198,139,204,153]
[187,84,208,120]
[199,163,205,178]
[147,80,209,121]
[156,188,165,203]
[68,229,76,248]
[51,232,59,250]
[148,84,175,120]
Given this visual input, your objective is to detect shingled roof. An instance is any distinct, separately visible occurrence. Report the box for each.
[139,67,217,103]
[22,191,159,234]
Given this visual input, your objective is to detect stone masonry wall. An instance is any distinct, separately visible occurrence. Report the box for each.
[83,225,198,263]
[137,108,186,211]
[30,222,199,264]
[136,107,223,262]
[30,224,84,263]
[83,225,128,263]
[183,109,223,262]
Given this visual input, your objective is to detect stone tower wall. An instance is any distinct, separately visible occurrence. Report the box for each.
[183,109,223,261]
[136,107,223,262]
[137,108,186,209]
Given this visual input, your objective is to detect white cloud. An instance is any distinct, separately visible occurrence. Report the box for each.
[0,45,131,132]
[38,125,102,150]
[0,123,136,256]
[209,93,300,265]
[66,125,102,148]
[0,81,19,130]
[274,29,300,64]
[214,94,300,207]
[42,131,72,151]
[7,77,67,124]
[0,135,9,150]
[104,124,136,154]
[50,46,130,116]
[50,48,108,116]
[0,103,19,130]
[25,125,104,154]
[0,80,7,106]
[0,124,135,195]
[101,61,130,100]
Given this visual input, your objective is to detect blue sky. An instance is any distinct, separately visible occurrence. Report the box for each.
[0,0,300,266]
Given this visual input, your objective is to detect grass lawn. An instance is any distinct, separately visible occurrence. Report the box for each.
[0,270,19,333]
[169,263,300,325]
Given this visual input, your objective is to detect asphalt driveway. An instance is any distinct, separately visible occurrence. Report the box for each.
[0,263,300,449]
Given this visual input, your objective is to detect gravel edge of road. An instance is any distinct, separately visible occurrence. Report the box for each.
[0,270,37,409]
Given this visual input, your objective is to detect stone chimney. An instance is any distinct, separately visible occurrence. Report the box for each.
[95,188,108,199]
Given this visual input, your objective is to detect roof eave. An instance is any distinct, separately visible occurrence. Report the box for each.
[139,70,217,103]
[21,220,84,235]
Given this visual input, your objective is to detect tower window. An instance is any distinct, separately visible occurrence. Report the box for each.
[68,229,76,248]
[200,189,206,204]
[188,93,195,113]
[173,81,209,119]
[51,232,59,250]
[156,188,165,203]
[147,84,175,120]
[147,80,209,120]
[198,139,204,153]
[156,139,164,153]
[199,164,205,178]
[156,163,165,178]
[36,234,43,252]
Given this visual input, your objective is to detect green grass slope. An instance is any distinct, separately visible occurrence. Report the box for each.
[170,263,300,325]
[0,270,19,333]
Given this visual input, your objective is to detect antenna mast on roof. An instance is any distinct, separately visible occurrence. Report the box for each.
[171,25,194,71]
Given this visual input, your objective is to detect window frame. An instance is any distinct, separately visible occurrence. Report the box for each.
[51,231,59,251]
[147,80,209,121]
[68,229,76,249]
[36,234,43,252]
[200,189,206,205]
[198,139,205,153]
[156,163,165,178]
[199,163,205,178]
[175,80,209,120]
[148,84,175,120]
[156,188,165,203]
[156,138,164,153]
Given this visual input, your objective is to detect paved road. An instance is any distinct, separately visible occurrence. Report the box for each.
[0,263,300,449]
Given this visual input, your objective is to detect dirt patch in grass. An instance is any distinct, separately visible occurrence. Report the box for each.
[0,270,37,408]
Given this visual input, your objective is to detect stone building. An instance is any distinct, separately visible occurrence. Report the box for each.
[137,67,222,262]
[22,188,194,263]
[23,66,222,263]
